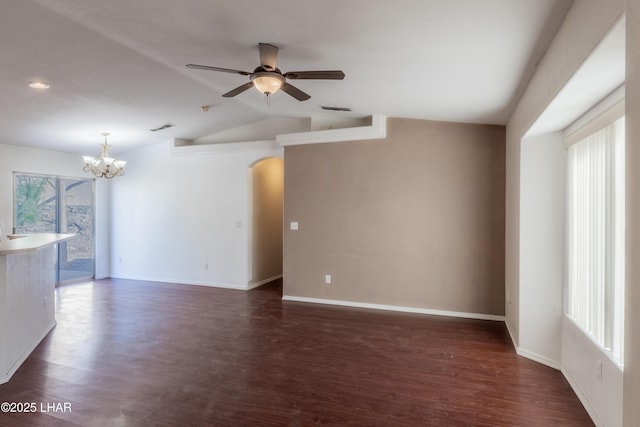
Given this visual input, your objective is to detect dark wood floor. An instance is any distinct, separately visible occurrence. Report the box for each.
[0,278,592,426]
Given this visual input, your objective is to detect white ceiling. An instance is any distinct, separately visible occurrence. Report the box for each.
[0,0,574,155]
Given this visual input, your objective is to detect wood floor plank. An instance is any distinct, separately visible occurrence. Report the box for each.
[0,278,593,426]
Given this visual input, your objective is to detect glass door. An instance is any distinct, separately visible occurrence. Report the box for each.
[14,173,95,283]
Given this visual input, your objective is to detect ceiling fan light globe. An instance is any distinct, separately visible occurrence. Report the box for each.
[251,72,284,95]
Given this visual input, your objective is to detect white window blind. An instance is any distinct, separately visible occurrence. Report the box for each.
[567,116,625,364]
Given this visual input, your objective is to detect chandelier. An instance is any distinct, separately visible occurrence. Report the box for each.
[82,133,127,179]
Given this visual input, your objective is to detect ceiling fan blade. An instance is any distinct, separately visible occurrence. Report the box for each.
[222,82,254,97]
[284,70,345,80]
[259,43,279,71]
[281,82,311,101]
[186,64,251,76]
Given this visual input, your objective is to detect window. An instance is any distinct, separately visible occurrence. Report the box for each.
[566,115,625,364]
[13,173,95,283]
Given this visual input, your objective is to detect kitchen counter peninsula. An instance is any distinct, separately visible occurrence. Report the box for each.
[0,233,74,384]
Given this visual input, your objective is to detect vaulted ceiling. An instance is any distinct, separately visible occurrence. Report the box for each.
[1,0,574,155]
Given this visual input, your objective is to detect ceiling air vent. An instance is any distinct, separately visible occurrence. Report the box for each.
[150,123,175,132]
[321,106,352,112]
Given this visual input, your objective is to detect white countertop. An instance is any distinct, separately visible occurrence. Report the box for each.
[0,233,76,255]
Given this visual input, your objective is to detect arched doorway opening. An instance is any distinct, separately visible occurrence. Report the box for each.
[249,157,284,288]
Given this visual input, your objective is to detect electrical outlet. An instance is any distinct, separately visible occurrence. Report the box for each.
[324,274,332,284]
[204,262,209,270]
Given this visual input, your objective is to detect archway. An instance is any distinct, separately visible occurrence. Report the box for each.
[249,157,284,288]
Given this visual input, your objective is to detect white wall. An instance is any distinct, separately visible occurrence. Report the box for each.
[518,132,565,369]
[506,1,627,425]
[506,0,624,348]
[519,124,624,427]
[0,143,110,277]
[109,140,282,289]
[563,317,623,427]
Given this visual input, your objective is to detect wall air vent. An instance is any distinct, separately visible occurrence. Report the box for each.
[150,123,175,132]
[321,106,352,112]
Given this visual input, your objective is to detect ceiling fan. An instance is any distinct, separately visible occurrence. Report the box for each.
[186,43,345,101]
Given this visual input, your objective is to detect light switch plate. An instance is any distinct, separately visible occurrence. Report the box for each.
[290,221,299,231]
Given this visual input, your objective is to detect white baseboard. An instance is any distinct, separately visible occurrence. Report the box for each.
[1,320,56,385]
[504,320,561,370]
[561,366,604,427]
[282,295,505,322]
[516,347,561,370]
[108,274,247,290]
[505,320,518,350]
[247,274,283,290]
[107,274,283,291]
[177,280,247,291]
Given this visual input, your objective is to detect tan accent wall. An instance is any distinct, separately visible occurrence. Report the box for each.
[251,157,284,284]
[283,118,505,316]
[625,0,640,424]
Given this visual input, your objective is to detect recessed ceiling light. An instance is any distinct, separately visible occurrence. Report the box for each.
[28,81,50,89]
